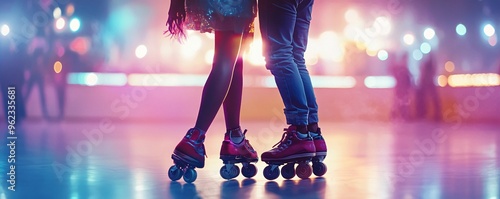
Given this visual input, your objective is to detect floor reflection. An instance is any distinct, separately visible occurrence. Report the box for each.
[265,178,326,199]
[0,121,498,198]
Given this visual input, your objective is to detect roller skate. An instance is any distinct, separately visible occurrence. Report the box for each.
[219,128,259,180]
[311,128,327,177]
[168,128,206,183]
[261,126,316,180]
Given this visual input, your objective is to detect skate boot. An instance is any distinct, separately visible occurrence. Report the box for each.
[168,128,206,183]
[311,128,327,176]
[261,126,316,180]
[219,128,259,179]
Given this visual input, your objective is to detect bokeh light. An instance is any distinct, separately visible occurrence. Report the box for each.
[318,31,345,63]
[456,24,467,36]
[205,49,214,65]
[56,18,66,30]
[366,48,378,57]
[344,9,359,23]
[448,73,500,87]
[488,34,497,46]
[180,34,202,58]
[135,45,148,59]
[246,39,266,66]
[375,16,391,35]
[67,4,75,16]
[424,28,436,40]
[403,33,415,45]
[483,24,495,37]
[1,24,9,36]
[70,37,91,55]
[437,75,447,87]
[53,7,62,19]
[54,61,63,74]
[364,76,396,88]
[304,39,319,66]
[420,42,431,54]
[377,50,388,61]
[445,61,455,72]
[69,18,81,32]
[412,49,423,61]
[85,73,98,86]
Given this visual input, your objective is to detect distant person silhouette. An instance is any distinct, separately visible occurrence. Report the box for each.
[50,40,76,121]
[0,37,27,123]
[389,53,413,121]
[416,53,442,121]
[25,36,49,119]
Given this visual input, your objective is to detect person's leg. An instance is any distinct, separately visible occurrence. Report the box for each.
[259,2,316,179]
[194,31,244,132]
[36,76,49,118]
[222,55,243,131]
[24,74,35,102]
[430,87,442,121]
[222,30,254,143]
[56,83,66,120]
[172,31,244,170]
[415,86,425,119]
[293,0,318,131]
[259,0,308,128]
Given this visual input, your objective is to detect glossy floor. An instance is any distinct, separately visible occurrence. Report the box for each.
[1,120,499,199]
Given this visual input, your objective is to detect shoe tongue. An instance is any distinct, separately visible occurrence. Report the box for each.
[189,129,205,142]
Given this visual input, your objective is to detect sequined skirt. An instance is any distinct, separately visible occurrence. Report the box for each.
[185,0,256,33]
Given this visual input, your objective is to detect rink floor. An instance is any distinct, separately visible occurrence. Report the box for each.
[1,119,499,199]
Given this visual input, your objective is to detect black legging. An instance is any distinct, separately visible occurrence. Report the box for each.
[194,30,247,132]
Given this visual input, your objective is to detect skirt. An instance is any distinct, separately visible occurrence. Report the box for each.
[184,0,257,34]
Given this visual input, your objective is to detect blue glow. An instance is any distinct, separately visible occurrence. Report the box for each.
[456,24,467,36]
[420,42,432,54]
[413,49,423,61]
[68,73,128,86]
[377,50,389,61]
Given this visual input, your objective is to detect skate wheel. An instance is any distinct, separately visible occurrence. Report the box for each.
[220,165,240,180]
[168,165,183,181]
[296,162,312,179]
[313,162,327,176]
[263,165,280,180]
[281,163,296,179]
[241,164,257,178]
[183,168,197,183]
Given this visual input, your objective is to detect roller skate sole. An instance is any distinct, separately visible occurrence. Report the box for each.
[172,150,204,168]
[220,155,258,164]
[262,152,315,165]
[219,155,259,179]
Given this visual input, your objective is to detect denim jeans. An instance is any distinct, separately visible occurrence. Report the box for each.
[259,0,318,126]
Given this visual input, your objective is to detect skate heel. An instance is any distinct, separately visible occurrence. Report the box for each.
[168,128,206,183]
[219,128,259,179]
[311,128,327,177]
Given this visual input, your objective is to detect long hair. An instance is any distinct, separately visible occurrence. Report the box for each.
[164,0,186,41]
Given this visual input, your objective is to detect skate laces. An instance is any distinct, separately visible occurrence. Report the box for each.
[241,129,257,153]
[230,129,256,153]
[186,129,207,158]
[272,129,293,149]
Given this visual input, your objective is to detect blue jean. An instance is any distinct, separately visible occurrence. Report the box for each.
[259,0,318,126]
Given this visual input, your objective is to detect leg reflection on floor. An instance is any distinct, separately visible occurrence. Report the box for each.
[0,120,499,199]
